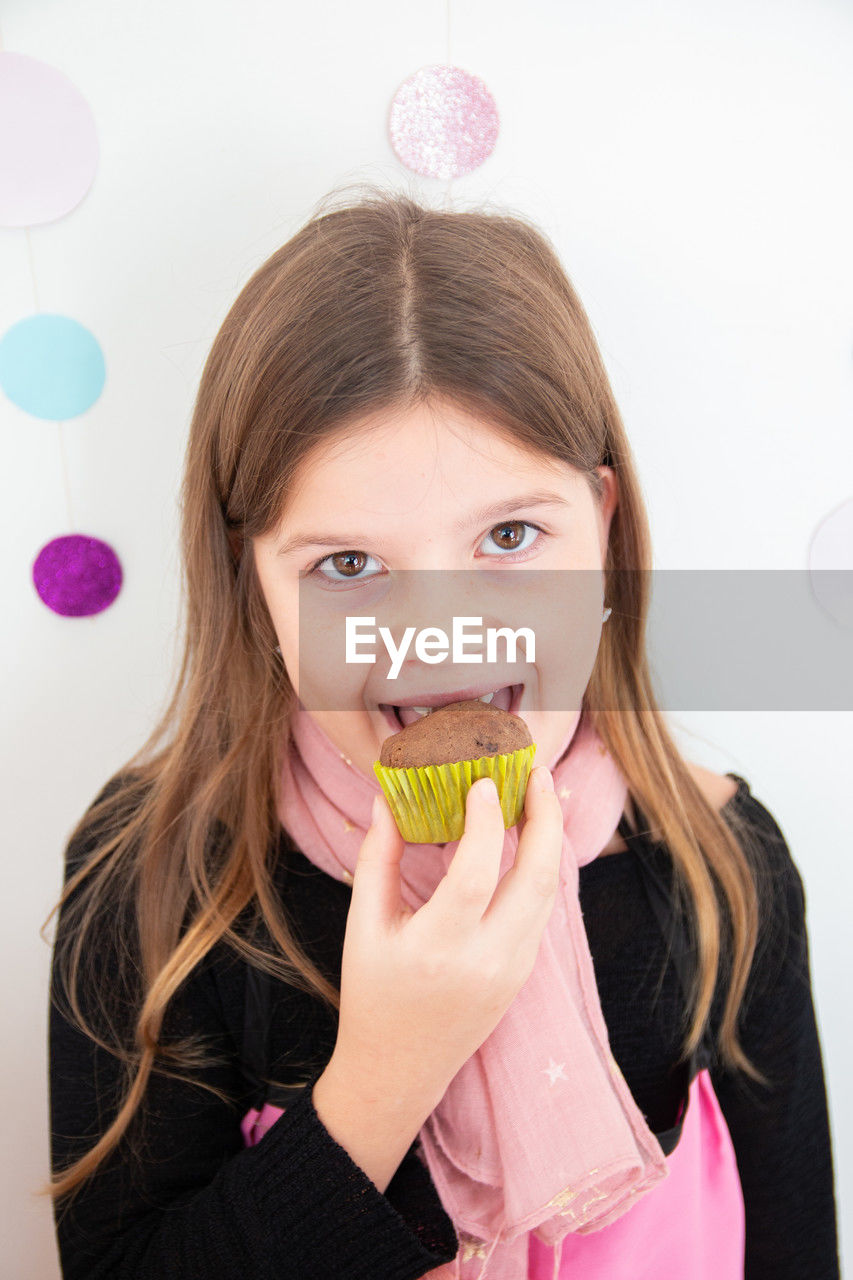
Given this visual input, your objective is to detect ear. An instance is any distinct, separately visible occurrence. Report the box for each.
[594,466,619,561]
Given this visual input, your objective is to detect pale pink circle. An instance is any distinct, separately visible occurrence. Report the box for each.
[0,51,99,227]
[389,65,499,180]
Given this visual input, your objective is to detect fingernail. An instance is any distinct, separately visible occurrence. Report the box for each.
[534,768,554,792]
[372,794,383,824]
[475,777,500,805]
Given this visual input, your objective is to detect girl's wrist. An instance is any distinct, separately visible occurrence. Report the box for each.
[322,1044,447,1119]
[311,1054,438,1195]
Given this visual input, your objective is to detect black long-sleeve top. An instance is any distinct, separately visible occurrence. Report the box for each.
[48,773,839,1278]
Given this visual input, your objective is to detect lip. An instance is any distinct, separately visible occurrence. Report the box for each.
[378,683,525,734]
[381,683,520,709]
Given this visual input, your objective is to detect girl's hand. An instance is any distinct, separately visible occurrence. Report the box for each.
[329,767,564,1112]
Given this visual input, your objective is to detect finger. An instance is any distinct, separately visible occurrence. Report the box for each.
[349,792,406,930]
[481,766,564,942]
[427,777,507,934]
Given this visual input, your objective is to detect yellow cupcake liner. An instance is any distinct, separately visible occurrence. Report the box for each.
[373,743,537,843]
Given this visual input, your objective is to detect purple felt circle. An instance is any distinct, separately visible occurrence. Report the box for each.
[32,534,123,617]
[389,65,499,180]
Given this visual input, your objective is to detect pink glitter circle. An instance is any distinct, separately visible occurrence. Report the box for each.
[32,534,123,617]
[389,65,499,180]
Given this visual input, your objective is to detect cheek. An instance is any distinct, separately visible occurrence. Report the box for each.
[505,569,602,707]
[253,556,303,682]
[261,576,299,651]
[529,631,599,714]
[283,608,369,710]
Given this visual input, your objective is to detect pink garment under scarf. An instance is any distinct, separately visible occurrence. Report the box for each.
[241,1069,744,1280]
[528,1068,744,1279]
[259,705,670,1279]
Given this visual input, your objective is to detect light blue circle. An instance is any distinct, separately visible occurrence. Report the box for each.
[0,313,105,419]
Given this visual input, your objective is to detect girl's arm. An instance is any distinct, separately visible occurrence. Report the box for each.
[51,759,563,1280]
[49,809,458,1280]
[710,797,839,1279]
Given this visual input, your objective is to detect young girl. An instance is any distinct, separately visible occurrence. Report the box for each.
[45,189,838,1280]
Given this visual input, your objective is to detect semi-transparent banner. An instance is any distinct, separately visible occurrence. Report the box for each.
[293,570,852,711]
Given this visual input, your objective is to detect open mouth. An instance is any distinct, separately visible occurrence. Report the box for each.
[379,684,524,732]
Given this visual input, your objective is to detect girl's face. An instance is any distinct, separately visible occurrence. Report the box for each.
[253,400,618,781]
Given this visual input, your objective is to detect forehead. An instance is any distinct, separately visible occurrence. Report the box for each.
[282,402,575,517]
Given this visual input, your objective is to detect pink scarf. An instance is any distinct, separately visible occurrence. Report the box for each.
[274,706,668,1279]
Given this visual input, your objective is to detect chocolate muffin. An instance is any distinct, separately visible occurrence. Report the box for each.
[379,699,532,768]
[374,699,537,843]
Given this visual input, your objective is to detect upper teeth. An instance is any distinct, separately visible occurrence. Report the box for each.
[410,691,495,717]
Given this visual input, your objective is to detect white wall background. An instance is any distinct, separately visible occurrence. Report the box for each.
[1,1,850,1275]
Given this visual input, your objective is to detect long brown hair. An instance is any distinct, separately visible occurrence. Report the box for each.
[42,183,768,1205]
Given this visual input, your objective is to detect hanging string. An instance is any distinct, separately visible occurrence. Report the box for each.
[2,17,78,536]
[1,16,77,537]
[23,219,77,532]
[443,0,454,210]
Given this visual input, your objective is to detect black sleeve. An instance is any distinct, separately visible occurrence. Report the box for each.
[49,791,458,1280]
[710,795,839,1279]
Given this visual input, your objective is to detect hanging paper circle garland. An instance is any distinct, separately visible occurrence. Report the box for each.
[808,498,853,629]
[0,51,99,227]
[0,52,114,617]
[0,314,106,420]
[32,535,122,617]
[389,65,499,179]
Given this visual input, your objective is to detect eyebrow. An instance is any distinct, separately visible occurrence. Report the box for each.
[275,491,571,556]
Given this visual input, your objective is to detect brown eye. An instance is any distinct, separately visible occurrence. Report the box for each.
[478,521,542,559]
[312,549,383,584]
[490,522,526,550]
[330,551,368,576]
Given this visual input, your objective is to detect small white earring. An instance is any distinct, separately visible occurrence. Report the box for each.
[602,607,612,622]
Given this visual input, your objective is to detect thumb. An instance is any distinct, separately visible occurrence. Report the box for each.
[350,793,406,928]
